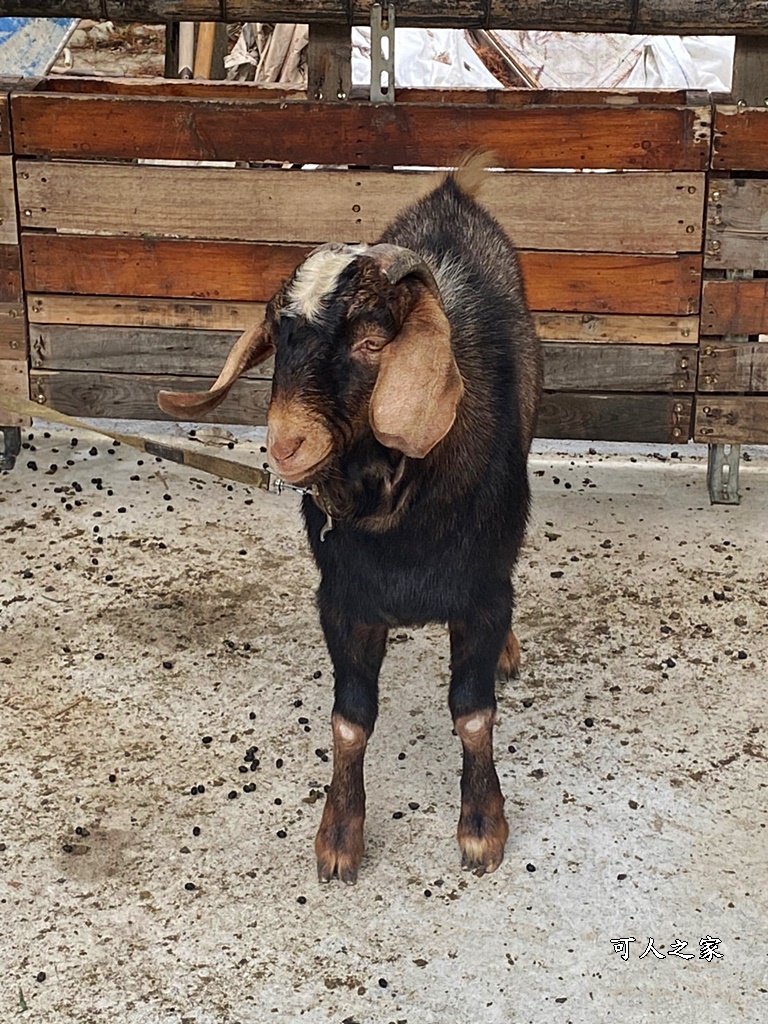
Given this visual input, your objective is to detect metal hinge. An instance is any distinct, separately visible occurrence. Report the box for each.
[371,2,395,103]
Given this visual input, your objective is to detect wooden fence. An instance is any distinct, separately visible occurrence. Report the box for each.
[0,76,767,451]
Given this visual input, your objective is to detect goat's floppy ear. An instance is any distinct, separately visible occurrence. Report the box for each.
[157,321,274,418]
[369,285,463,458]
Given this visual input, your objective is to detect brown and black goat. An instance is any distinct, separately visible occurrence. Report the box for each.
[158,154,543,882]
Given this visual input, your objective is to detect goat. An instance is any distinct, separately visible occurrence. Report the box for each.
[158,153,543,882]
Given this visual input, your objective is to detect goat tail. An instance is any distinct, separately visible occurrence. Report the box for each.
[449,149,496,198]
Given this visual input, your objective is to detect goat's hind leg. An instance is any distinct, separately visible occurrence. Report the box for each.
[314,611,387,883]
[449,608,510,875]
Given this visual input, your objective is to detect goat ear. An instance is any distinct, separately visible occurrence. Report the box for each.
[157,321,274,418]
[370,286,463,458]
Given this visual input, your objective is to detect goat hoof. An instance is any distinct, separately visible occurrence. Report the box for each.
[315,817,364,884]
[496,629,521,681]
[457,811,509,876]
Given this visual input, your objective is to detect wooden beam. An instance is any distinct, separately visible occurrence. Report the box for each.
[538,393,693,443]
[542,343,694,392]
[0,1,765,32]
[731,36,768,107]
[20,234,703,315]
[0,359,29,427]
[701,278,768,335]
[15,162,705,254]
[307,24,351,102]
[712,106,768,171]
[695,396,768,444]
[0,302,26,359]
[10,94,710,171]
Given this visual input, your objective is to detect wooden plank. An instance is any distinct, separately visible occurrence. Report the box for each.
[307,24,352,102]
[706,178,768,270]
[542,343,694,392]
[16,162,705,254]
[538,393,693,443]
[731,36,768,108]
[525,252,702,316]
[713,106,768,171]
[695,397,768,444]
[21,235,703,314]
[535,312,699,345]
[21,235,309,302]
[0,156,18,246]
[0,359,29,428]
[30,324,276,377]
[0,244,22,303]
[0,89,13,156]
[45,77,305,99]
[1,0,766,31]
[0,301,26,359]
[28,294,265,330]
[10,94,710,170]
[701,278,768,335]
[30,369,272,425]
[698,343,768,393]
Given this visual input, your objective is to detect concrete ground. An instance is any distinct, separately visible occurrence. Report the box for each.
[1,425,767,1024]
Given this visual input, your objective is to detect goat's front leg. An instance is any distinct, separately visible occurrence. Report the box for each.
[449,610,510,875]
[314,610,388,883]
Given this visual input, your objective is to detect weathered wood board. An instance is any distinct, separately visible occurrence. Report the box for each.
[10,94,710,170]
[16,162,706,254]
[0,301,26,358]
[29,369,272,423]
[695,397,768,444]
[0,155,18,246]
[0,243,22,302]
[701,278,768,336]
[0,357,29,426]
[712,107,768,171]
[538,393,693,443]
[535,312,698,345]
[3,1,767,32]
[21,235,703,315]
[28,294,266,330]
[706,178,768,270]
[698,343,768,393]
[543,343,694,392]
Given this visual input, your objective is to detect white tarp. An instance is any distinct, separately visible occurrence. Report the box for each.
[351,29,734,92]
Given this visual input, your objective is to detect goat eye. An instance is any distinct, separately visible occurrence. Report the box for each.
[353,336,387,355]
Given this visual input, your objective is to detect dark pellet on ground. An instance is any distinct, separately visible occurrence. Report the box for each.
[617,873,627,880]
[94,652,105,661]
[276,758,284,768]
[392,811,404,819]
[62,844,73,853]
[378,978,388,988]
[276,829,287,838]
[508,744,517,754]
[162,661,173,670]
[313,670,322,679]
[185,882,196,891]
[408,802,420,810]
[738,650,748,660]
[108,774,117,782]
[192,827,201,837]
[522,699,534,708]
[191,786,199,795]
[202,736,213,745]
[26,460,37,471]
[228,790,238,800]
[250,761,259,772]
[274,797,282,805]
[198,784,206,793]
[584,717,594,727]
[249,711,257,720]
[526,863,536,873]
[398,752,406,760]
[238,765,249,774]
[293,699,303,707]
[424,889,432,898]
[298,717,309,725]
[117,507,126,513]
[297,896,307,905]
[36,972,46,983]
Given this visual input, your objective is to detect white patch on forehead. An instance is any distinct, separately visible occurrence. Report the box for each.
[285,247,366,322]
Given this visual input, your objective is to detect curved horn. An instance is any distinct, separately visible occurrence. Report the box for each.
[157,320,274,419]
[365,244,440,297]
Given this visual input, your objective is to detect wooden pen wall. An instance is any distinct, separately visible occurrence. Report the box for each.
[5,79,718,445]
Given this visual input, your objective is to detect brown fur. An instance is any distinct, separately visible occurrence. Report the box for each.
[454,710,509,875]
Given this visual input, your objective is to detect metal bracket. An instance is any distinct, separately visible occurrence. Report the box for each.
[0,425,21,472]
[707,443,741,505]
[371,2,395,103]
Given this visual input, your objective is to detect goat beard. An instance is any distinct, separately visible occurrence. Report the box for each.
[311,440,412,529]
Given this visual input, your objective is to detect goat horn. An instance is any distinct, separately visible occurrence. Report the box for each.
[366,244,441,297]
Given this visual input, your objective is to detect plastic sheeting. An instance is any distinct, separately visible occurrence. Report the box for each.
[351,29,734,92]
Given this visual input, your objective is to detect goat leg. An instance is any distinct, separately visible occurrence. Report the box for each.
[314,614,387,883]
[450,613,510,875]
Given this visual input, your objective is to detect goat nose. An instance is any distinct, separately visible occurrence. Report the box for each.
[270,435,305,464]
